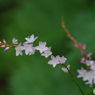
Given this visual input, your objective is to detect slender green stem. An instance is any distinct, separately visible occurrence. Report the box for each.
[62,64,85,95]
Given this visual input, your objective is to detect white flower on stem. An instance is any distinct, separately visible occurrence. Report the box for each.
[25,35,38,43]
[35,42,49,53]
[85,60,94,66]
[41,47,52,58]
[77,68,87,78]
[82,60,95,70]
[85,81,93,87]
[28,49,35,55]
[23,43,35,55]
[82,71,94,84]
[61,65,70,73]
[12,38,18,44]
[48,55,67,67]
[90,64,95,71]
[15,43,24,56]
[86,60,95,70]
[77,68,95,85]
[48,55,60,67]
[58,56,67,64]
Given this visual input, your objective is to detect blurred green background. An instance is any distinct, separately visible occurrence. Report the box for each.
[0,0,95,95]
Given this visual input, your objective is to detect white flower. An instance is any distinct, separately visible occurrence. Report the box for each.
[35,42,49,53]
[15,43,24,56]
[77,68,95,85]
[12,38,18,44]
[28,49,35,55]
[25,35,38,43]
[83,71,94,83]
[23,43,35,55]
[58,56,67,64]
[41,47,52,58]
[48,55,67,67]
[61,65,70,73]
[90,65,95,71]
[48,55,60,67]
[77,68,87,78]
[87,60,95,70]
[85,60,95,66]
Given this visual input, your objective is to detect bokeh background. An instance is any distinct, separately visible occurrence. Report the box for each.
[0,0,95,95]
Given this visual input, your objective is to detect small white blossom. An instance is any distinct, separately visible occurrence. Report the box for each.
[48,55,67,67]
[90,64,95,71]
[28,49,35,55]
[85,60,94,66]
[48,55,60,67]
[77,68,87,78]
[82,71,94,84]
[15,43,24,56]
[77,68,95,85]
[23,43,35,55]
[41,47,52,58]
[58,56,67,64]
[35,42,49,53]
[61,65,70,73]
[12,38,18,44]
[25,35,38,43]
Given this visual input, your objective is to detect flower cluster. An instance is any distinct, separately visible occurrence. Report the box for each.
[76,44,95,94]
[15,35,37,56]
[1,19,95,95]
[0,34,68,72]
[1,32,94,94]
[77,57,95,94]
[48,55,67,67]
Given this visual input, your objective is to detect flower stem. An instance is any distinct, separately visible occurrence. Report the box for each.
[61,18,78,45]
[61,18,86,51]
[62,64,85,95]
[0,43,18,47]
